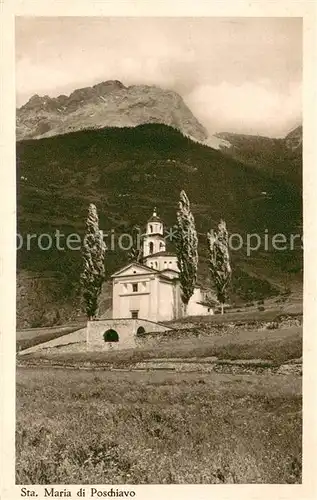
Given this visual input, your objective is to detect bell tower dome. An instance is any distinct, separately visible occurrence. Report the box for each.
[143,208,166,257]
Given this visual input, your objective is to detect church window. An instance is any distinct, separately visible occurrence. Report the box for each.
[132,283,138,292]
[131,310,139,319]
[103,329,119,342]
[149,224,153,233]
[149,242,154,254]
[159,242,164,250]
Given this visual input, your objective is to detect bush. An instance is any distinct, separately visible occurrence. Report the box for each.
[258,306,265,312]
[267,322,279,330]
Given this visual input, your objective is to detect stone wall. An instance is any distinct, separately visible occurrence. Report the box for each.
[135,316,303,348]
[87,318,172,351]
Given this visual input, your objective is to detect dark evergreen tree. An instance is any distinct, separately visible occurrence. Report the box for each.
[175,190,199,314]
[207,220,232,314]
[80,204,106,320]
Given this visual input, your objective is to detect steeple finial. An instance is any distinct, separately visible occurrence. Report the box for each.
[153,207,157,217]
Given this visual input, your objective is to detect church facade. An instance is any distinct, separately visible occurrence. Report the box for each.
[111,209,212,322]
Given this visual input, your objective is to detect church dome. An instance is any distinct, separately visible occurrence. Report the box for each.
[147,207,162,223]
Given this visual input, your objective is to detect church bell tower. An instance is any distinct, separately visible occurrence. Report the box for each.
[143,208,166,257]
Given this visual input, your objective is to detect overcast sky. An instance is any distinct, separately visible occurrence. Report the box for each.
[16,17,302,137]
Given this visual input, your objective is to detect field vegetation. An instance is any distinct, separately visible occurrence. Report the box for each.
[16,324,85,352]
[16,367,301,484]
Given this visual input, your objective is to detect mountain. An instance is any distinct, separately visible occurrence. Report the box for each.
[16,81,209,143]
[215,126,302,186]
[16,123,302,327]
[284,125,302,151]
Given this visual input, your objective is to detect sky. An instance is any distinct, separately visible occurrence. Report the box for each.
[16,17,302,137]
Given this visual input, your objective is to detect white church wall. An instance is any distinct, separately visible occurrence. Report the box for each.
[165,256,179,272]
[148,277,159,321]
[112,282,121,318]
[187,288,213,316]
[143,237,166,257]
[112,276,159,321]
[157,281,175,321]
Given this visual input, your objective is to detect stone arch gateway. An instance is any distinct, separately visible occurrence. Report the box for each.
[136,326,146,335]
[103,329,119,342]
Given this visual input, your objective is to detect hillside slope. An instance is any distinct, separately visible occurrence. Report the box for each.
[17,124,302,327]
[216,126,302,186]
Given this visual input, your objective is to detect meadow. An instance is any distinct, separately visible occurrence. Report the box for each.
[16,366,301,484]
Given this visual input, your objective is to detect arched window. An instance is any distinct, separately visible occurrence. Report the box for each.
[136,326,145,336]
[149,224,153,233]
[103,329,119,342]
[149,242,154,254]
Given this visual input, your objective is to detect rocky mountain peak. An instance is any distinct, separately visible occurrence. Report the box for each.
[16,81,208,142]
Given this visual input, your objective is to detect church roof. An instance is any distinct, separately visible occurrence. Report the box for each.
[147,207,162,223]
[159,268,178,274]
[144,251,177,258]
[111,261,159,278]
[159,269,179,280]
[148,215,162,223]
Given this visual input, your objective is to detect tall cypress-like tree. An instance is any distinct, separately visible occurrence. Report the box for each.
[207,219,232,314]
[128,225,144,263]
[80,204,106,320]
[175,190,199,315]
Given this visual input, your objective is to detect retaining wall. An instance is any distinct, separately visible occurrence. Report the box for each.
[87,318,172,351]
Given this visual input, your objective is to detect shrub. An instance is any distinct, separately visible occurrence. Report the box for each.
[267,322,279,330]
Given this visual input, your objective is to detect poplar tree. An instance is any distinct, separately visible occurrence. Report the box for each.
[80,204,106,320]
[128,225,143,263]
[207,219,232,314]
[175,190,199,315]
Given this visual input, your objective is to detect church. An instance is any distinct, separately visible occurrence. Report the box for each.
[111,209,212,322]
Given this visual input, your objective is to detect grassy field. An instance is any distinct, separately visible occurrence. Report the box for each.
[16,367,302,484]
[16,323,86,352]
